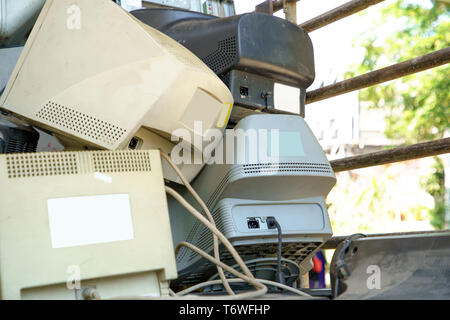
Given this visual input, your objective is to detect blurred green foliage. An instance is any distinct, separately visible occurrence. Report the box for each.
[346,0,449,143]
[340,0,449,231]
[420,157,446,229]
[327,164,433,235]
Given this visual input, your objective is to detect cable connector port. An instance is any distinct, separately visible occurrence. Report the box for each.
[247,218,260,229]
[266,216,277,229]
[128,136,142,150]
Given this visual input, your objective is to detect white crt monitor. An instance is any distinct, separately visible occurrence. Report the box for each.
[0,150,177,299]
[168,114,336,284]
[175,114,337,212]
[0,0,233,183]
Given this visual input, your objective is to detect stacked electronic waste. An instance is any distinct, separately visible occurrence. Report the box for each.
[0,0,335,299]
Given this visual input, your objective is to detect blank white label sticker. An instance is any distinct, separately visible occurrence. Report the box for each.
[274,83,300,113]
[48,194,134,249]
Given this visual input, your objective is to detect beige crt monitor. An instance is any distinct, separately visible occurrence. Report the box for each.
[0,0,234,184]
[0,150,177,300]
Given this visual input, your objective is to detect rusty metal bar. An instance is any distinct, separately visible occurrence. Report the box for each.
[255,0,298,15]
[306,47,450,104]
[285,1,297,24]
[255,0,274,14]
[299,0,385,33]
[256,0,383,32]
[330,138,450,173]
[272,0,285,12]
[322,229,450,249]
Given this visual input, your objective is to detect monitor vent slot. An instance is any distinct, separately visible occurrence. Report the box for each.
[228,242,321,265]
[243,162,333,174]
[202,36,237,74]
[178,218,203,263]
[6,138,37,153]
[186,205,228,263]
[92,151,151,173]
[178,242,322,286]
[6,153,78,178]
[36,102,127,147]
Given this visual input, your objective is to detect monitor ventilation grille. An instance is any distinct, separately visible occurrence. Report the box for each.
[36,102,127,147]
[202,36,237,74]
[6,137,37,153]
[179,242,321,285]
[6,153,78,178]
[243,162,333,174]
[92,151,151,173]
[228,242,321,265]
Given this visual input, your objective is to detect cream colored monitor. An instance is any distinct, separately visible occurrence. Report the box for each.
[0,150,177,300]
[0,0,233,183]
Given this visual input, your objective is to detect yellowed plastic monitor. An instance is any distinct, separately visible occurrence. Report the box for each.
[0,150,177,300]
[0,0,233,183]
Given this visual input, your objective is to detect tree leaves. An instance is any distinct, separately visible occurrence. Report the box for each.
[354,0,449,143]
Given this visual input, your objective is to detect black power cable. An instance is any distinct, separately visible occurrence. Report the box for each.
[267,216,284,285]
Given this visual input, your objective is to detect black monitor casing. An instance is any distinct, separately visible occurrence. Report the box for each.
[132,9,315,111]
